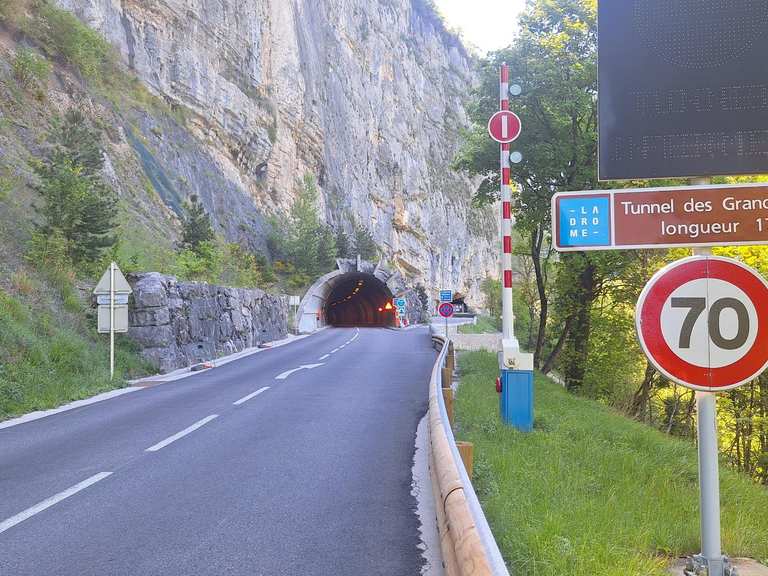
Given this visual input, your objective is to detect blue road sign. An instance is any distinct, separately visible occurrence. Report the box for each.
[439,290,453,303]
[394,298,406,308]
[556,194,611,249]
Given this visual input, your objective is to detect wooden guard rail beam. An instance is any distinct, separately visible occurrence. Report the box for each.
[428,334,509,576]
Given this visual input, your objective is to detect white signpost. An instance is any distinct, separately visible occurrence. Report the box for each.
[93,262,132,380]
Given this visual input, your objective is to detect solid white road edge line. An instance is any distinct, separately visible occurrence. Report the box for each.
[233,387,270,406]
[146,415,219,452]
[0,388,141,431]
[319,354,330,360]
[0,472,113,535]
[330,348,340,354]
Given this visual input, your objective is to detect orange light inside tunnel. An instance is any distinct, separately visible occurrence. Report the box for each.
[378,307,383,312]
[384,302,394,311]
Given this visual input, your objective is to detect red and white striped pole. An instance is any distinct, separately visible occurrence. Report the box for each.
[499,63,519,349]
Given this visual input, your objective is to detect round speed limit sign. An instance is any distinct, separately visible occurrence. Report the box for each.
[636,256,768,391]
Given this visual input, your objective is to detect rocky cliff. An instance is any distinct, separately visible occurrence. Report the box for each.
[54,0,498,304]
[128,272,288,372]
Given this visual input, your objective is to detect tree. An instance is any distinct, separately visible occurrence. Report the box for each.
[455,0,603,381]
[270,174,339,284]
[352,223,378,261]
[179,195,214,253]
[335,228,353,259]
[33,110,117,267]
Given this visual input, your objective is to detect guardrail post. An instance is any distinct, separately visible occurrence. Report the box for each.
[456,441,474,479]
[442,366,453,389]
[442,388,454,424]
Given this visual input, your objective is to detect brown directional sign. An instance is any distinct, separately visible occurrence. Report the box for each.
[598,1,768,180]
[552,183,768,252]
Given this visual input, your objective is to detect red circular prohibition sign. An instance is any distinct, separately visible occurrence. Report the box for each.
[637,257,768,391]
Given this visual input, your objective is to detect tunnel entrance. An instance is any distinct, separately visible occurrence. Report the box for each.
[325,273,394,327]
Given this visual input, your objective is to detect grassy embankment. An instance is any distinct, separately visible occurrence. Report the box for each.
[454,350,768,576]
[0,285,150,421]
[457,315,499,334]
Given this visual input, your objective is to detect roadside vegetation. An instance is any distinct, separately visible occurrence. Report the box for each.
[0,283,150,421]
[458,315,498,335]
[458,0,768,485]
[455,351,768,575]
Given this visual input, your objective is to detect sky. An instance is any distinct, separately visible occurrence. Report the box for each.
[432,0,526,54]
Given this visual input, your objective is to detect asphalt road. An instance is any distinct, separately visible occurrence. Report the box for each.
[0,327,437,575]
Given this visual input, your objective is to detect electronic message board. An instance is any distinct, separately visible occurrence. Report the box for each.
[598,1,768,180]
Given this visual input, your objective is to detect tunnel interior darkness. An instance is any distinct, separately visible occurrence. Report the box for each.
[325,273,395,327]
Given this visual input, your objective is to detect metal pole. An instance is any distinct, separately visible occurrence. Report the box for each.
[110,262,115,381]
[690,179,725,576]
[445,315,448,339]
[499,63,519,349]
[696,389,724,575]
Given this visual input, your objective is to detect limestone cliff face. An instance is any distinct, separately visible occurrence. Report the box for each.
[56,0,498,303]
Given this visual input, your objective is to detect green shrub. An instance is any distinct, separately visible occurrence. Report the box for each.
[12,47,51,90]
[31,2,112,79]
[219,243,276,288]
[174,240,222,282]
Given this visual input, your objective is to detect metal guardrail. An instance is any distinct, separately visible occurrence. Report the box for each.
[429,333,510,576]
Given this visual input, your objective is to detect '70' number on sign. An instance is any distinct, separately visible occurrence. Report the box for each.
[662,279,758,369]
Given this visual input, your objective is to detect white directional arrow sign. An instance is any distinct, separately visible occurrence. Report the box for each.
[275,363,325,381]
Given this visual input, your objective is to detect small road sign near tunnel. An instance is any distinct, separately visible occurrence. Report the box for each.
[438,303,455,319]
[487,110,522,144]
[636,256,768,392]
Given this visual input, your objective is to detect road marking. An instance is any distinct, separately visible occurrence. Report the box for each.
[330,348,340,354]
[146,415,219,452]
[233,387,270,406]
[0,472,112,535]
[319,354,330,360]
[275,363,325,380]
[339,344,346,349]
[350,330,360,343]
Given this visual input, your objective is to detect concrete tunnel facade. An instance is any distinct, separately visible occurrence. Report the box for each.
[296,259,408,333]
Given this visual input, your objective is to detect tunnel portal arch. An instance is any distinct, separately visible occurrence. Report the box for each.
[296,259,405,333]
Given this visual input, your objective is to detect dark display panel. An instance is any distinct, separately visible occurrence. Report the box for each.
[599,1,768,180]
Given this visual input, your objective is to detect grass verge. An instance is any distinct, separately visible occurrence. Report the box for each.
[454,350,768,575]
[0,287,150,421]
[458,315,499,334]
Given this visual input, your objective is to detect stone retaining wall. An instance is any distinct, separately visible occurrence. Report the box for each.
[127,273,288,373]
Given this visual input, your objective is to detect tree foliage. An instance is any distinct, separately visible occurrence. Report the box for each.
[179,195,214,253]
[269,175,338,284]
[32,110,117,268]
[456,0,768,483]
[352,222,378,261]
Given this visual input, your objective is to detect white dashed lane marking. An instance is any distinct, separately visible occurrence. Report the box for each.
[0,472,113,535]
[233,387,270,406]
[145,415,219,452]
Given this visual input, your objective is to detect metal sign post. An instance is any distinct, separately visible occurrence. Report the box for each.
[94,262,132,381]
[110,262,115,380]
[438,302,454,339]
[488,64,534,432]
